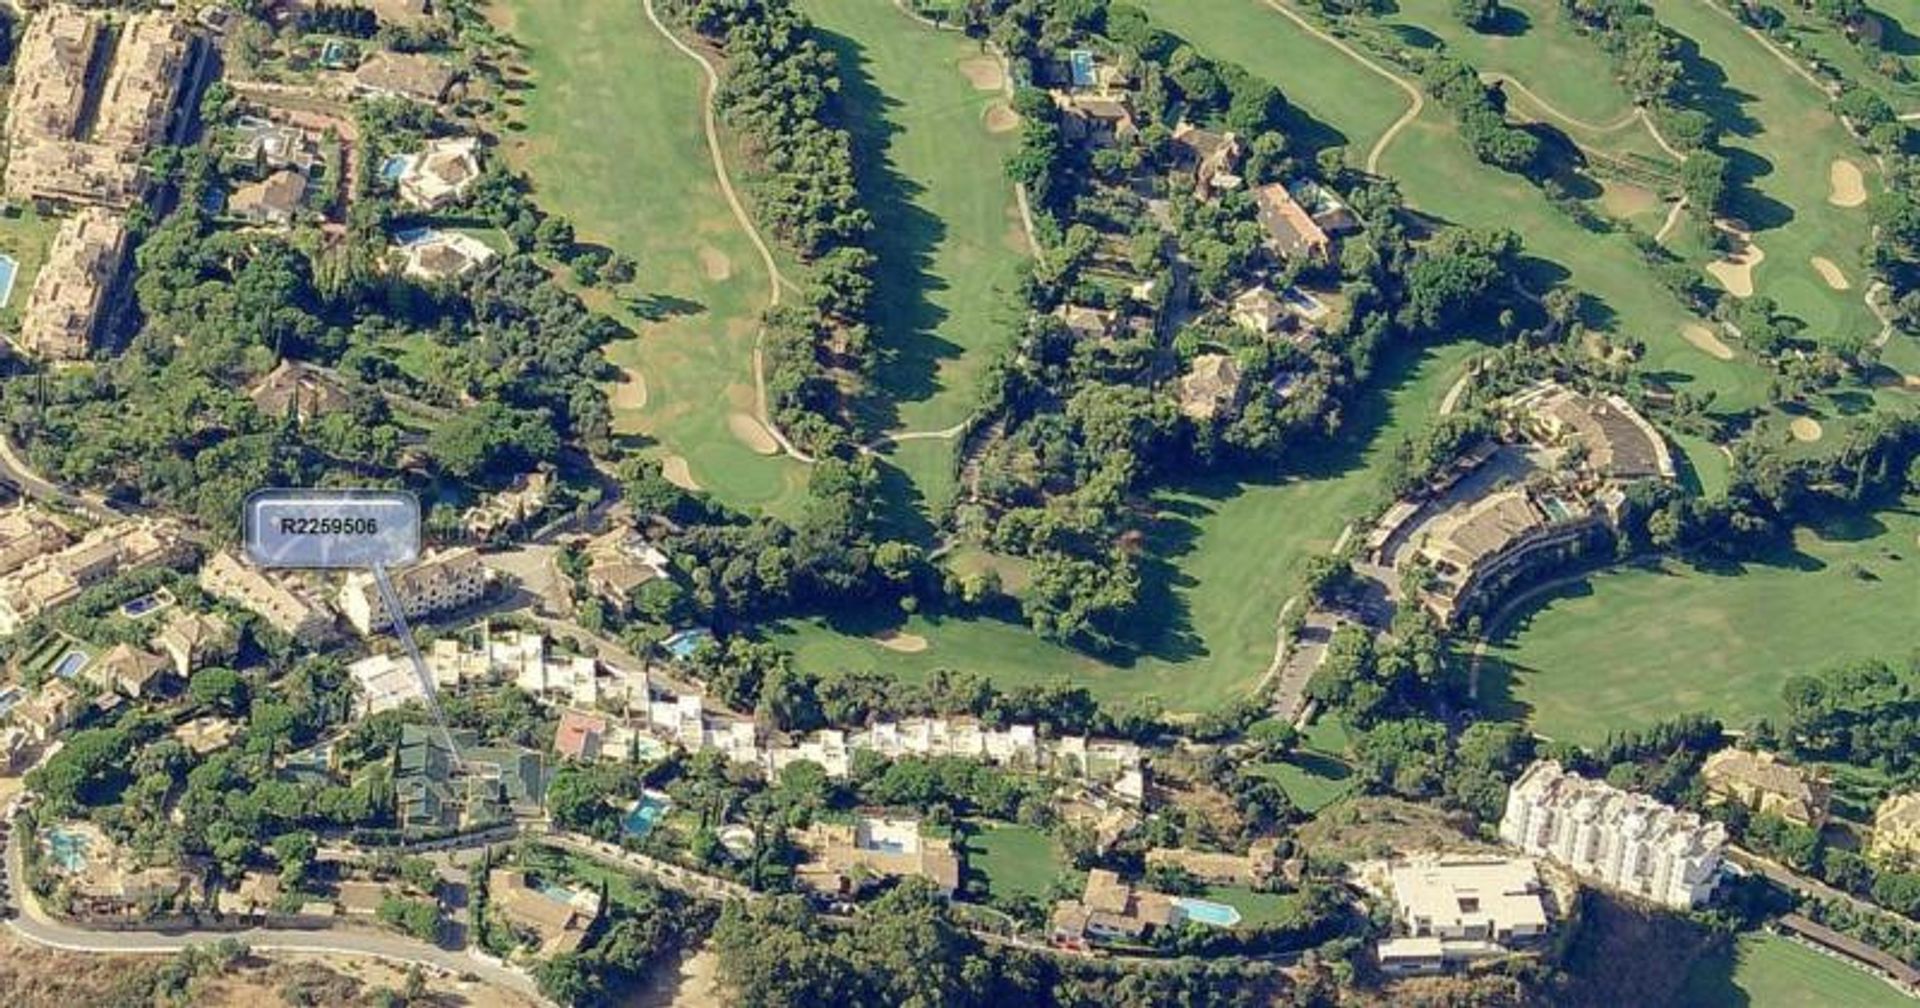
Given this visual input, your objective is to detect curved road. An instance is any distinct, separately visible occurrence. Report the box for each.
[1259,0,1422,175]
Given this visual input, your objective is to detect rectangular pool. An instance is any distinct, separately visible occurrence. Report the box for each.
[1172,897,1243,928]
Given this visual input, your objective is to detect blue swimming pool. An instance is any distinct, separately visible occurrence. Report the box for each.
[121,593,166,618]
[0,686,21,718]
[380,155,411,182]
[623,796,670,837]
[661,628,712,661]
[47,827,90,872]
[393,225,437,246]
[1069,49,1096,88]
[1173,898,1242,928]
[52,649,91,680]
[0,255,18,309]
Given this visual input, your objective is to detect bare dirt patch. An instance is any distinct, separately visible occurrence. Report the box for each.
[661,454,701,490]
[1599,180,1658,221]
[1704,221,1763,298]
[1790,417,1824,442]
[1810,256,1850,291]
[1680,323,1735,361]
[697,246,731,281]
[1829,158,1868,207]
[957,55,1005,92]
[983,102,1019,134]
[631,944,727,1007]
[873,629,930,653]
[727,411,780,455]
[610,368,648,412]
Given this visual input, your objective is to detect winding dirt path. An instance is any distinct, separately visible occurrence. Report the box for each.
[642,0,816,464]
[1259,0,1422,175]
[1653,198,1688,243]
[1485,71,1684,161]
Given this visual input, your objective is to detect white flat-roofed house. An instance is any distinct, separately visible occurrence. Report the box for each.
[396,136,482,210]
[1362,853,1550,975]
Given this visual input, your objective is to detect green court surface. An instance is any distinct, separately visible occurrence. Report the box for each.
[1483,501,1920,745]
[1681,932,1914,1008]
[493,0,809,518]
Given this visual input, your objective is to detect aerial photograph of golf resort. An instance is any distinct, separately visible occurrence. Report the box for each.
[3,0,1920,1005]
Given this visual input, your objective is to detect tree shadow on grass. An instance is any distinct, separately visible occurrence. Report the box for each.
[812,29,953,437]
[1668,34,1762,139]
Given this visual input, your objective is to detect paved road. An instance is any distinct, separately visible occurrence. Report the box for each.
[3,818,546,1003]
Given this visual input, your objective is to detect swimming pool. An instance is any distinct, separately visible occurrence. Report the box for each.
[0,255,18,309]
[52,649,91,680]
[1069,49,1096,88]
[120,592,169,618]
[1172,897,1243,928]
[392,226,438,247]
[661,628,712,661]
[0,686,21,718]
[46,827,90,872]
[379,155,412,183]
[623,796,671,837]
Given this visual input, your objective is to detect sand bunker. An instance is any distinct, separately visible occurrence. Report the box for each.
[1681,323,1735,361]
[1829,159,1867,208]
[698,246,731,281]
[873,630,930,653]
[660,455,701,490]
[728,411,780,455]
[1810,256,1849,290]
[609,369,648,412]
[1705,223,1763,298]
[983,102,1018,134]
[958,56,1004,92]
[1790,417,1824,442]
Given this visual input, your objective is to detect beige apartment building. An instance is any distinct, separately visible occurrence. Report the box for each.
[17,207,128,360]
[199,550,335,645]
[5,6,97,146]
[337,547,490,635]
[1700,748,1830,828]
[0,519,185,632]
[91,14,193,150]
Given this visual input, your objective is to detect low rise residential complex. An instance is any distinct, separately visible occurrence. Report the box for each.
[489,868,601,956]
[1410,485,1606,627]
[1498,761,1725,910]
[1701,748,1830,828]
[0,507,72,576]
[394,724,545,836]
[199,550,336,645]
[18,208,129,360]
[1357,853,1552,976]
[91,14,194,150]
[152,610,236,676]
[0,519,187,633]
[1049,868,1179,948]
[795,816,961,899]
[337,547,491,635]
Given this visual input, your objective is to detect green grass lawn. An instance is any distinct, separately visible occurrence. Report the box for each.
[1248,752,1354,813]
[1134,0,1770,432]
[1202,884,1300,927]
[1654,0,1881,347]
[1772,3,1920,115]
[800,0,1025,511]
[1484,500,1920,745]
[492,0,809,519]
[1682,932,1915,1008]
[964,821,1064,901]
[1377,0,1638,125]
[0,206,60,332]
[776,336,1487,714]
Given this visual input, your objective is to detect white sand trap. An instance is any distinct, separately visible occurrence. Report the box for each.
[1810,256,1849,290]
[873,630,930,653]
[698,246,731,281]
[983,102,1018,134]
[958,56,1004,91]
[660,455,701,490]
[609,368,648,412]
[1829,159,1867,207]
[1681,323,1735,361]
[1790,417,1823,442]
[728,411,780,455]
[1706,227,1763,298]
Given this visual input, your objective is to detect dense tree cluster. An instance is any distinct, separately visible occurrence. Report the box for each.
[669,0,879,453]
[1420,56,1541,174]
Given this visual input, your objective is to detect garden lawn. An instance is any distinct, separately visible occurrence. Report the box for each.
[776,337,1488,714]
[1655,0,1880,346]
[965,822,1064,901]
[1484,500,1920,746]
[801,0,1026,511]
[492,0,809,518]
[1681,932,1914,1008]
[1135,0,1771,435]
[1203,885,1300,927]
[0,206,59,332]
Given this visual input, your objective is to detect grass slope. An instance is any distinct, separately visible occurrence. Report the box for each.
[800,0,1026,510]
[492,0,808,517]
[777,336,1487,714]
[1484,500,1920,745]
